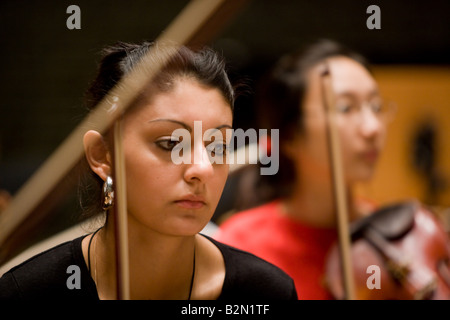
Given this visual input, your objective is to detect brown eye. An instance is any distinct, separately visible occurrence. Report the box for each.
[369,99,384,114]
[336,103,354,114]
[155,138,180,151]
[206,142,228,156]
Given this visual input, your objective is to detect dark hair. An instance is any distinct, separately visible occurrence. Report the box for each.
[85,41,235,111]
[79,41,235,220]
[241,39,370,208]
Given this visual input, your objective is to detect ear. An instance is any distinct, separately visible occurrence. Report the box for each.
[83,130,112,182]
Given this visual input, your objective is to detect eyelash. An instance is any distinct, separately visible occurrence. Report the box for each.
[206,142,228,156]
[155,139,228,156]
[155,138,180,151]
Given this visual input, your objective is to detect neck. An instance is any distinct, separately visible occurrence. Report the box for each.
[282,176,357,228]
[94,215,196,300]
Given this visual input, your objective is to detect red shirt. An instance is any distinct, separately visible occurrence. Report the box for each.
[215,200,338,300]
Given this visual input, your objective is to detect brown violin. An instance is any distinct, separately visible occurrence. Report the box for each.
[325,201,450,299]
[319,60,450,300]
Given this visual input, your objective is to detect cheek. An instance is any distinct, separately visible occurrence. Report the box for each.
[122,140,175,207]
[303,120,329,163]
[125,161,166,209]
[377,126,388,148]
[127,164,172,191]
[211,166,229,197]
[338,125,355,159]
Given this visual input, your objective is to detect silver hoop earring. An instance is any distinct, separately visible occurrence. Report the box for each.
[102,176,114,211]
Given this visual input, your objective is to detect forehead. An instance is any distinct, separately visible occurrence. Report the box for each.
[125,78,232,124]
[327,56,378,96]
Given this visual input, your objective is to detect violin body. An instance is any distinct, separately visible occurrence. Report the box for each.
[325,201,450,299]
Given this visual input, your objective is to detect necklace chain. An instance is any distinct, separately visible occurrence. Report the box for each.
[94,233,98,290]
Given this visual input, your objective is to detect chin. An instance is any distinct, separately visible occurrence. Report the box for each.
[169,216,210,236]
[347,168,376,184]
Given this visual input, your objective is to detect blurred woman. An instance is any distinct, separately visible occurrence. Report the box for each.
[215,39,394,299]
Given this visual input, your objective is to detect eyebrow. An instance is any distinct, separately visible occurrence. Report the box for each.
[148,118,191,131]
[147,119,232,132]
[336,89,380,99]
[211,124,233,131]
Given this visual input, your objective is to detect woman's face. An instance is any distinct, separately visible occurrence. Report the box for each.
[121,78,233,236]
[293,56,387,185]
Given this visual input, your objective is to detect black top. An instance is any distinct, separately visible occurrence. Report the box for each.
[0,234,297,300]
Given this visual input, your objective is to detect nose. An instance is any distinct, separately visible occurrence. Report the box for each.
[359,106,384,139]
[183,142,214,183]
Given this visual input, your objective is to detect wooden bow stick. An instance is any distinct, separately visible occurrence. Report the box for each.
[320,63,356,300]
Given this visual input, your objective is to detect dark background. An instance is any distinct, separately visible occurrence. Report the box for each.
[0,0,449,244]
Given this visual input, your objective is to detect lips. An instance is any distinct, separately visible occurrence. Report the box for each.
[360,149,379,163]
[175,195,206,209]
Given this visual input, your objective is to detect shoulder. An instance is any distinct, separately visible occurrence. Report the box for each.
[2,237,80,277]
[0,235,95,300]
[204,235,297,300]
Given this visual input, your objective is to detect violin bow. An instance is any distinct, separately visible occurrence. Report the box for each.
[111,117,129,300]
[0,0,251,300]
[320,63,356,300]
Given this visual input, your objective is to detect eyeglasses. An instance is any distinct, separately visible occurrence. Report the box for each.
[334,97,397,123]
